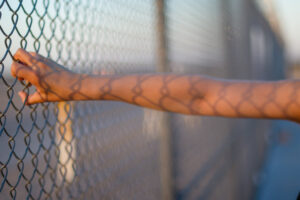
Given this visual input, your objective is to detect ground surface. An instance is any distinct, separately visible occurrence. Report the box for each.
[257,120,300,200]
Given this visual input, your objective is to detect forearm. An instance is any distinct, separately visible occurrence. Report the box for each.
[78,73,212,114]
[76,74,300,122]
[200,79,300,122]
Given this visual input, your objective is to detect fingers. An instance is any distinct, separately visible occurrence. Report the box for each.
[29,52,44,60]
[13,48,35,66]
[29,52,37,57]
[18,91,28,104]
[18,91,44,105]
[11,61,35,82]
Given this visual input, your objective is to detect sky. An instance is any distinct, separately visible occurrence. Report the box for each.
[273,0,300,63]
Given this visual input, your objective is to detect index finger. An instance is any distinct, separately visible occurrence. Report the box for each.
[13,48,35,66]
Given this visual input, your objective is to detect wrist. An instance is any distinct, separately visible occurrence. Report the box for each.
[74,73,111,101]
[63,72,93,101]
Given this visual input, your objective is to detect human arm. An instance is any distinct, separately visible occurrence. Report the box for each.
[11,48,300,122]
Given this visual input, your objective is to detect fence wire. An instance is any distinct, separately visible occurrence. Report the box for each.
[0,0,284,200]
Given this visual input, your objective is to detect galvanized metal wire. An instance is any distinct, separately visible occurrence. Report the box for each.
[0,1,159,199]
[0,0,284,200]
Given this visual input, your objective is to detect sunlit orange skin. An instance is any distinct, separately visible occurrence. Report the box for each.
[11,48,300,123]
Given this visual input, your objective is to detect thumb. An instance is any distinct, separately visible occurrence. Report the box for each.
[18,91,43,105]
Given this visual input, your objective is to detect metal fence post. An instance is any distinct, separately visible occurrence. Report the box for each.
[155,0,175,200]
[57,102,75,183]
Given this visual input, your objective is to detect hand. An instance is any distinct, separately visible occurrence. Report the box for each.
[11,48,79,104]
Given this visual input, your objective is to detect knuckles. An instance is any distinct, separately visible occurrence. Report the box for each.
[15,48,24,56]
[14,48,26,60]
[10,62,17,77]
[29,51,37,57]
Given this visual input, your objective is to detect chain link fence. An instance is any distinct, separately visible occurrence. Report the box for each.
[0,0,284,199]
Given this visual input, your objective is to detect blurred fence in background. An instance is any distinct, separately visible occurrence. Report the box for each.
[0,0,285,199]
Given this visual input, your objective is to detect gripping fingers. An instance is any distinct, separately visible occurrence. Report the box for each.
[18,91,43,105]
[11,61,33,80]
[13,48,35,66]
[20,80,32,88]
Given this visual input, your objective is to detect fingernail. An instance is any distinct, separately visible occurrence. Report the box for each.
[18,91,26,104]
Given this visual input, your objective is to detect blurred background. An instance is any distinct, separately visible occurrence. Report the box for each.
[0,0,299,199]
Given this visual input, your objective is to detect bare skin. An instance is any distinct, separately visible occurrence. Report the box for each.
[11,48,300,122]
